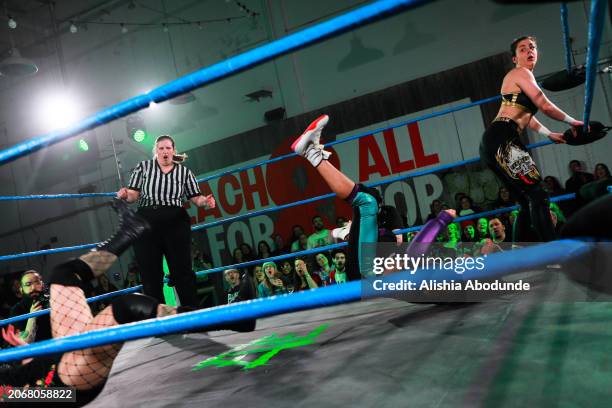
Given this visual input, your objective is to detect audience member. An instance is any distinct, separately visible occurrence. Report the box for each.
[565,160,594,194]
[478,218,508,255]
[494,186,516,208]
[192,250,213,272]
[488,218,508,244]
[253,265,265,286]
[272,233,289,255]
[543,176,565,196]
[294,257,322,291]
[257,240,273,260]
[426,199,443,221]
[314,253,332,285]
[232,247,244,265]
[329,249,348,284]
[461,220,478,242]
[258,262,290,297]
[477,217,490,241]
[279,260,298,292]
[454,192,467,210]
[291,233,309,253]
[307,215,333,249]
[9,270,52,344]
[124,262,142,288]
[458,195,478,217]
[223,268,256,304]
[549,202,566,235]
[444,223,461,254]
[290,225,305,252]
[593,163,610,181]
[240,243,255,262]
[224,269,241,303]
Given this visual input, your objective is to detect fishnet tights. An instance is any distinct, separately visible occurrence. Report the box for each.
[50,284,122,391]
[80,252,117,277]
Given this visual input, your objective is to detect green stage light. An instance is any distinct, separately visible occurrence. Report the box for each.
[127,115,147,144]
[132,128,147,143]
[78,139,89,152]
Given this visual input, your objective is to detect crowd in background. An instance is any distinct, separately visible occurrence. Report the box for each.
[1,160,609,333]
[216,160,610,303]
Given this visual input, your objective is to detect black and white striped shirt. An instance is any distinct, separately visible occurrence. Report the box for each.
[128,160,202,207]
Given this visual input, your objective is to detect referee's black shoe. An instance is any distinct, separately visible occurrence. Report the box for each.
[96,198,151,256]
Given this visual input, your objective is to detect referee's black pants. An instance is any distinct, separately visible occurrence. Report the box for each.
[134,206,198,307]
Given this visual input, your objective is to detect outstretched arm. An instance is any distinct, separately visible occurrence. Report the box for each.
[514,68,583,127]
[528,116,566,144]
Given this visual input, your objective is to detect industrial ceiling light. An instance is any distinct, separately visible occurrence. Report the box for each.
[0,48,38,77]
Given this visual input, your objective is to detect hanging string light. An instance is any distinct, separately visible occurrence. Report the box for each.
[234,1,259,17]
[67,2,260,35]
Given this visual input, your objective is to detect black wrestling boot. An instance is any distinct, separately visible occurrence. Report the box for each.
[177,306,257,333]
[96,199,151,256]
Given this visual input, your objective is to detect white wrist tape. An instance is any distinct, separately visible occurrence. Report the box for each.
[563,114,577,124]
[538,125,552,137]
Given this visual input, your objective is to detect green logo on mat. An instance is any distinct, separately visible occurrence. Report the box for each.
[193,324,329,371]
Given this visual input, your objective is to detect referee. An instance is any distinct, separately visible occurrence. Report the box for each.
[117,135,215,307]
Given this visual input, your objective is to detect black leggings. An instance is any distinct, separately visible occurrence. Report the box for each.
[480,119,556,242]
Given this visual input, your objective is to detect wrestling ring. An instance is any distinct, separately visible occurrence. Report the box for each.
[1,0,611,406]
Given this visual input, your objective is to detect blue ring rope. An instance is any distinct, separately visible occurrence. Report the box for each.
[0,149,571,262]
[0,193,115,201]
[0,286,143,328]
[0,239,594,363]
[197,95,502,183]
[0,192,577,327]
[196,242,349,277]
[560,3,573,73]
[192,137,553,231]
[0,167,572,262]
[0,94,503,202]
[583,0,608,128]
[398,193,575,234]
[0,244,98,261]
[0,0,431,166]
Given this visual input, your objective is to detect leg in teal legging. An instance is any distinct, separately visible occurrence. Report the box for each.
[292,115,380,280]
[345,185,381,280]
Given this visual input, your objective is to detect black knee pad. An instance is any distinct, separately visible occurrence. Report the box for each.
[111,293,159,324]
[48,259,95,290]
